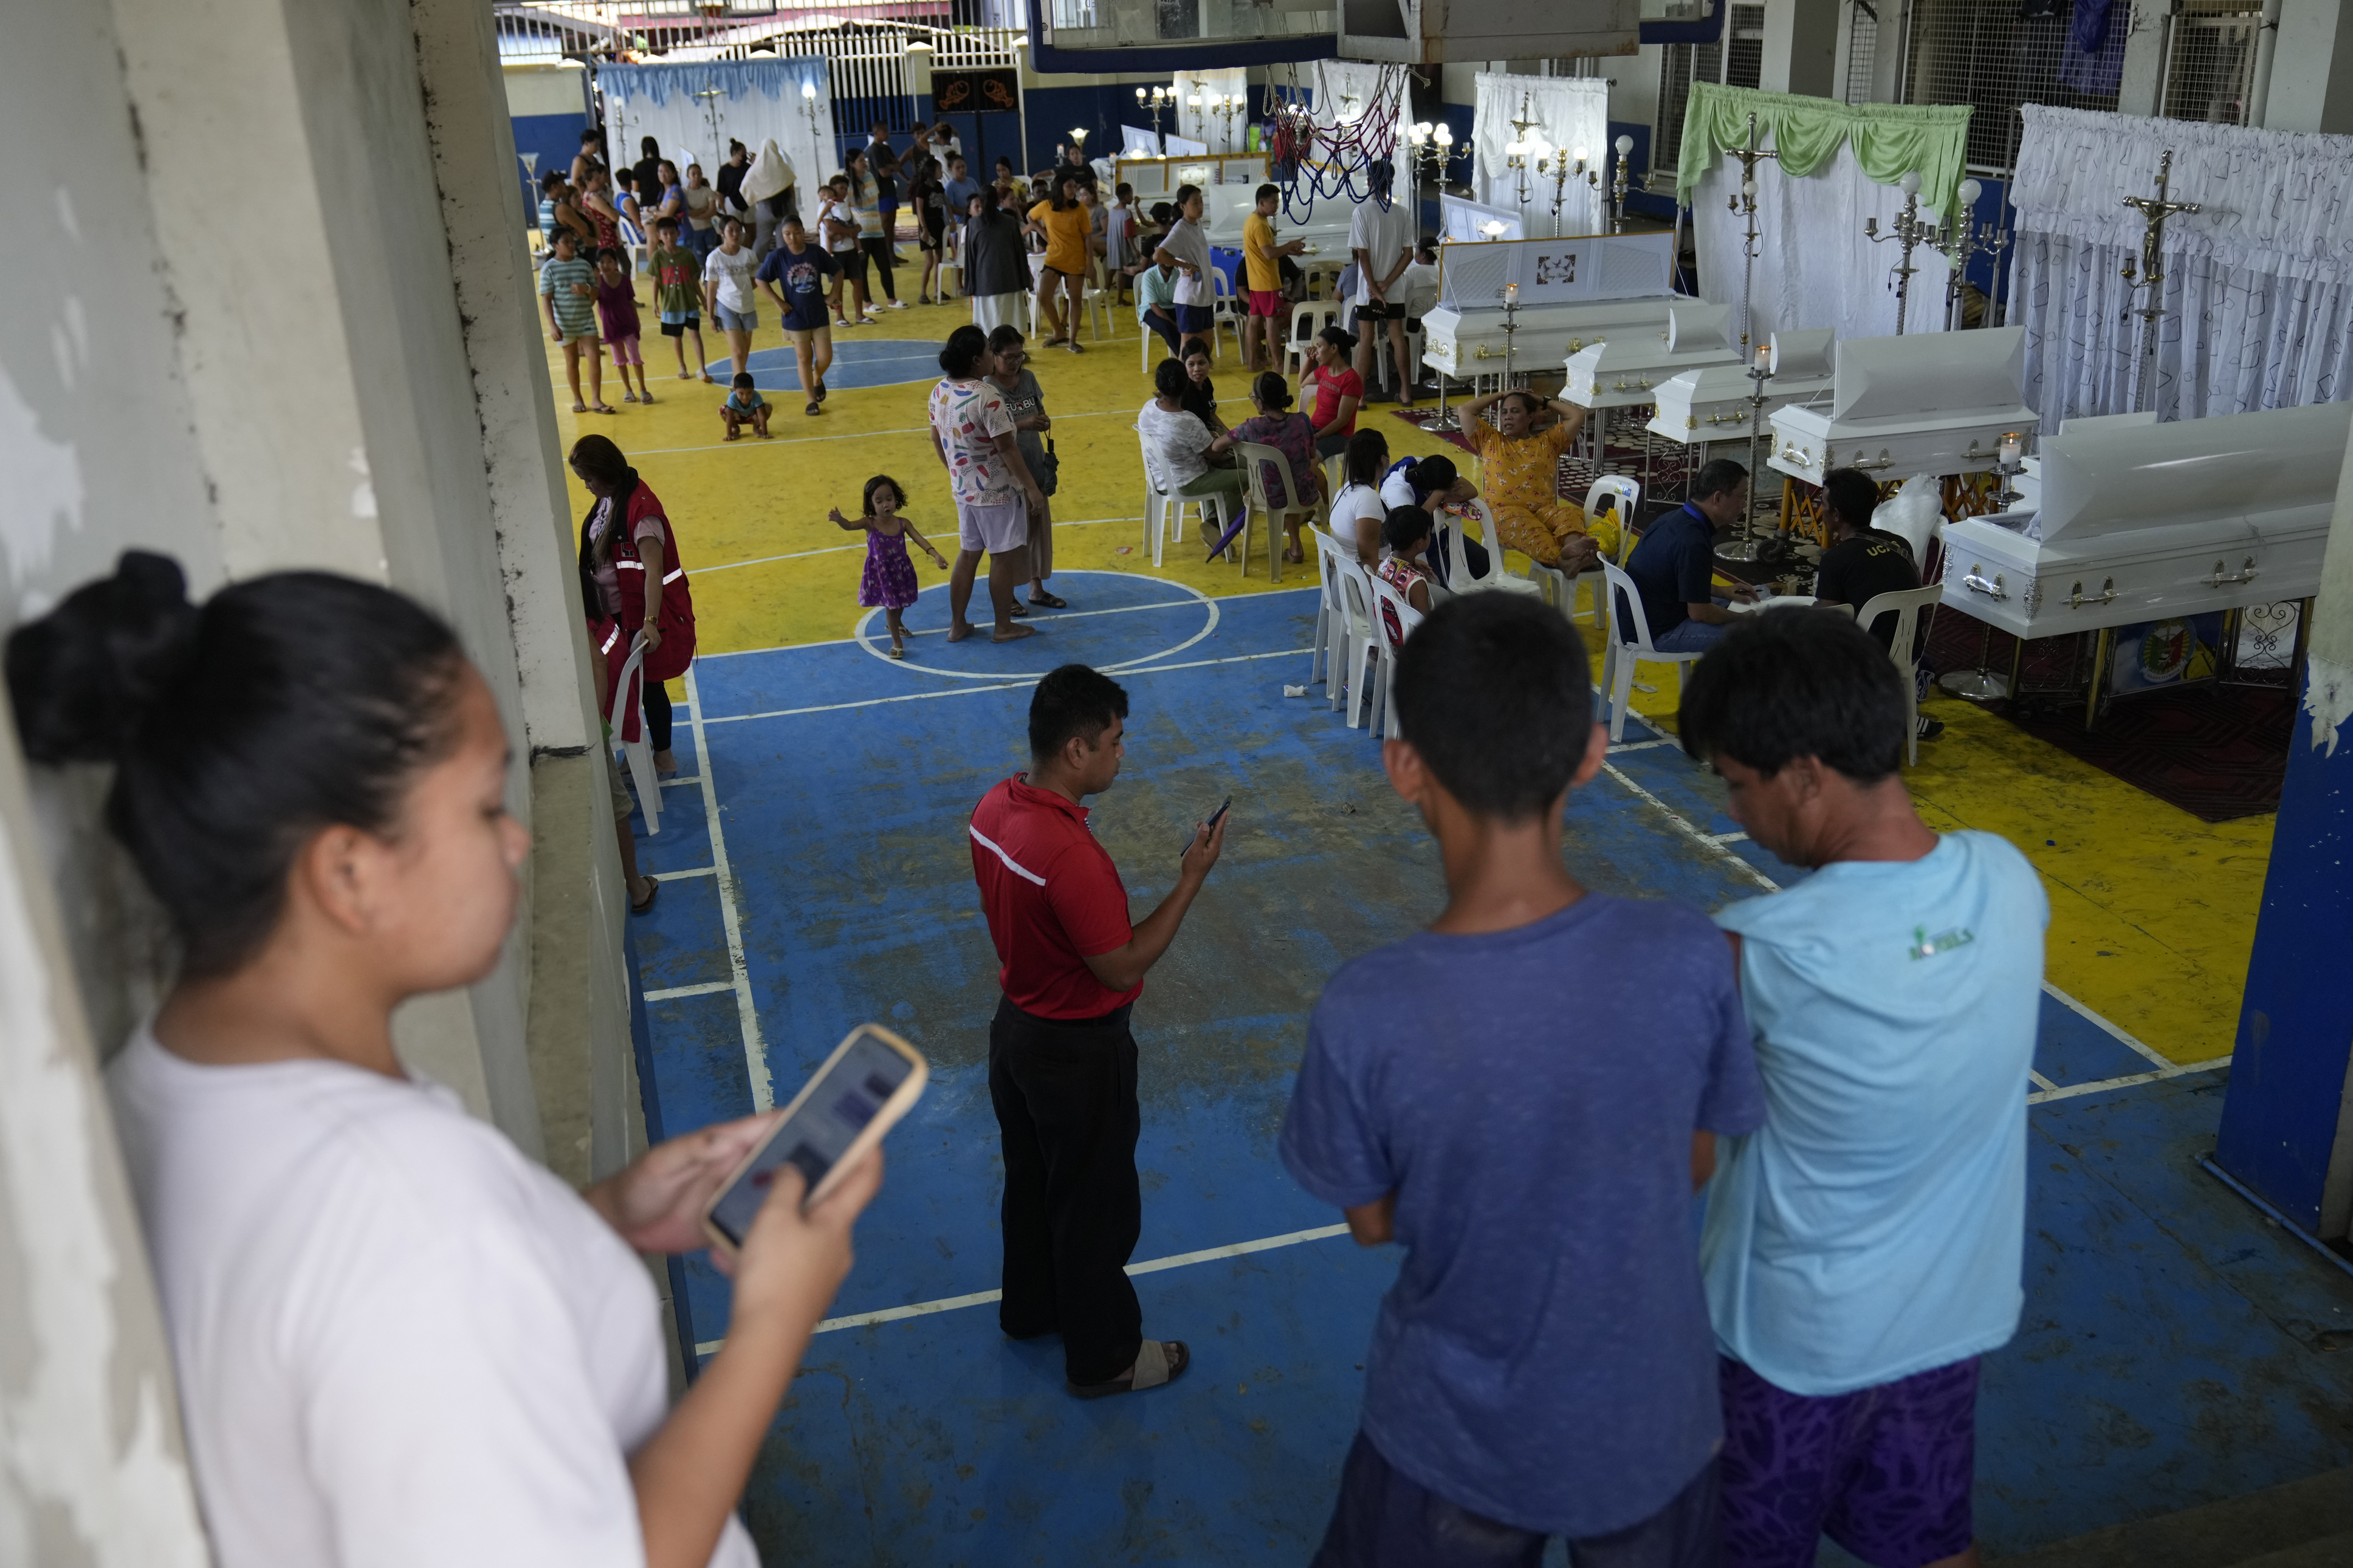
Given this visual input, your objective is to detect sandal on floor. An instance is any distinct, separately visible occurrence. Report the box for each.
[1027,589,1068,609]
[888,643,905,660]
[1069,1340,1189,1400]
[571,401,589,413]
[629,875,660,916]
[1008,599,1029,617]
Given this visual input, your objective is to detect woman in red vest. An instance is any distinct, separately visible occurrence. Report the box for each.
[571,434,696,911]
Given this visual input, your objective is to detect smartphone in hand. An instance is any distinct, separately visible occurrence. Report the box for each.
[702,1024,928,1255]
[1181,797,1231,860]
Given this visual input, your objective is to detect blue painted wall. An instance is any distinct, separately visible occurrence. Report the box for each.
[514,108,589,219]
[2216,682,2353,1235]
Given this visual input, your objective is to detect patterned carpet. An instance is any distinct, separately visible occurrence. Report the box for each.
[1923,613,2293,823]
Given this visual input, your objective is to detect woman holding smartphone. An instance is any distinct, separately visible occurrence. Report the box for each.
[8,550,880,1568]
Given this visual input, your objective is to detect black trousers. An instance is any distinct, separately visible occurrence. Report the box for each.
[988,996,1142,1385]
[1142,309,1183,357]
[861,235,898,301]
[644,678,673,753]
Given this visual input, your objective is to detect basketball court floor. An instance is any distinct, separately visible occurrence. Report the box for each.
[554,296,2353,1562]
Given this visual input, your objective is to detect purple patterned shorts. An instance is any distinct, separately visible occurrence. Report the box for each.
[1718,1355,1978,1568]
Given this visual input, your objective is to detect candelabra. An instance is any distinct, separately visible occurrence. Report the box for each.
[1502,282,1523,389]
[800,80,823,173]
[1609,133,1635,233]
[1720,344,1778,564]
[1861,169,1933,335]
[1197,91,1245,154]
[1537,143,1598,239]
[1406,120,1462,219]
[1503,92,1544,209]
[1723,112,1778,354]
[1924,177,2010,332]
[2118,149,2200,416]
[1133,85,1172,143]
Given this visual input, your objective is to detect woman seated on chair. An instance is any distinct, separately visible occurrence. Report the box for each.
[1456,385,1611,572]
[1379,452,1489,591]
[1138,358,1245,561]
[1376,506,1438,643]
[1230,373,1327,566]
[1331,428,1391,570]
[1180,340,1229,439]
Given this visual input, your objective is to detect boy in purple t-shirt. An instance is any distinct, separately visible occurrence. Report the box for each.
[1281,591,1765,1568]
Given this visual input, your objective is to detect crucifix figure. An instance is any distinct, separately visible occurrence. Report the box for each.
[2119,149,2201,414]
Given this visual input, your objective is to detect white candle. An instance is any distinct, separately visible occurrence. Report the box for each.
[1999,433,2021,464]
[1505,282,1520,304]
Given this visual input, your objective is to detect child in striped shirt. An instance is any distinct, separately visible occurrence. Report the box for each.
[538,228,610,414]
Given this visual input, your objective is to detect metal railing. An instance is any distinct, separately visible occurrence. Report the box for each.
[2160,3,2265,126]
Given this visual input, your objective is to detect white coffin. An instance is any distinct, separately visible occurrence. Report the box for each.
[1767,327,2037,484]
[1562,302,1743,409]
[1423,295,1691,380]
[1936,401,2351,637]
[1645,329,1838,445]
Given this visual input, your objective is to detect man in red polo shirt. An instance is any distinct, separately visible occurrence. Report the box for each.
[969,663,1227,1399]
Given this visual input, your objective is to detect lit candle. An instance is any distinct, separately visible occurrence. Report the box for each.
[1505,282,1520,304]
[1998,433,2022,465]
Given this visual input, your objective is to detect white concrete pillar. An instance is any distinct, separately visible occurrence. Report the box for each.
[2116,0,2172,118]
[2267,0,2353,132]
[1762,0,1843,98]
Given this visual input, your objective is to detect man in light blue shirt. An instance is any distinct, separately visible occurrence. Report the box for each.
[1678,608,2047,1568]
[1133,257,1182,359]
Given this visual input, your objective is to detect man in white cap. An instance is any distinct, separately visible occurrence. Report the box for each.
[743,138,794,261]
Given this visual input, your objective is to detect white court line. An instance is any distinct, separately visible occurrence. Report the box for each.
[1608,739,1674,754]
[701,646,1313,725]
[658,775,701,787]
[693,514,1147,578]
[697,579,1321,657]
[681,665,774,1112]
[650,865,716,882]
[2039,979,2174,1071]
[2029,1070,2058,1093]
[1598,741,2218,1084]
[693,1221,1353,1357]
[644,980,734,1002]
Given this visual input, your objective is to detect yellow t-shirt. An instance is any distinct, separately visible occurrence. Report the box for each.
[1474,423,1575,512]
[1243,212,1281,293]
[1028,200,1091,276]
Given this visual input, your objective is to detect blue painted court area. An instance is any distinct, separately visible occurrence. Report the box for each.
[622,575,2353,1563]
[711,335,943,394]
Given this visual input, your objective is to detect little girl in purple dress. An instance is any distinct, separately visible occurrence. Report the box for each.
[831,474,948,659]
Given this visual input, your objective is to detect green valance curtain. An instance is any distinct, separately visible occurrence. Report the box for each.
[1674,84,1973,219]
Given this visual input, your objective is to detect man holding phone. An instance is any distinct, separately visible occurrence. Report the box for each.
[967,663,1228,1399]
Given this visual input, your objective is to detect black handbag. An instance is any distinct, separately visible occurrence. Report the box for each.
[1032,437,1060,498]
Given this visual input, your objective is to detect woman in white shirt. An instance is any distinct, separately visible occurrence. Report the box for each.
[1151,183,1216,353]
[1331,426,1392,567]
[9,550,879,1568]
[1139,357,1243,553]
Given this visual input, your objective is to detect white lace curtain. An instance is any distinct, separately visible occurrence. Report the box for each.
[599,59,831,215]
[1692,137,1953,347]
[1471,74,1611,241]
[2007,104,2353,422]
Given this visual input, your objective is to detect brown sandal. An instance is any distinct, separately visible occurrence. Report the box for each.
[1068,1339,1190,1399]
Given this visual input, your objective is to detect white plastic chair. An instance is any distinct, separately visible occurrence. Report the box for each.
[1598,560,1708,743]
[1284,301,1340,380]
[1369,573,1425,738]
[1444,499,1543,600]
[1234,440,1329,586]
[1554,474,1642,626]
[1209,267,1243,358]
[1333,555,1384,730]
[608,637,662,836]
[1855,584,1945,765]
[1135,426,1223,564]
[1308,523,1347,696]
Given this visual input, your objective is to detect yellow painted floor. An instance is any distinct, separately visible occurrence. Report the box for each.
[547,289,2267,1068]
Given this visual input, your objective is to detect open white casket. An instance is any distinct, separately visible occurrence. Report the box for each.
[1562,302,1745,410]
[1646,329,1836,445]
[1421,232,1691,381]
[1936,400,2351,638]
[1767,327,2038,484]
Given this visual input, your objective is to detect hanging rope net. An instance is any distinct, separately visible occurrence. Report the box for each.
[1263,63,1412,224]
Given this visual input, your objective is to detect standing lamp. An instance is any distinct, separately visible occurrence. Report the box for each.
[1610,134,1635,233]
[1861,169,1933,335]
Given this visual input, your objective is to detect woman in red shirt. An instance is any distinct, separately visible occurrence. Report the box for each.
[1302,324,1364,461]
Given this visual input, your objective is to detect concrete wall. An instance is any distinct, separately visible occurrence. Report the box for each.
[2267,0,2353,133]
[0,0,635,1547]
